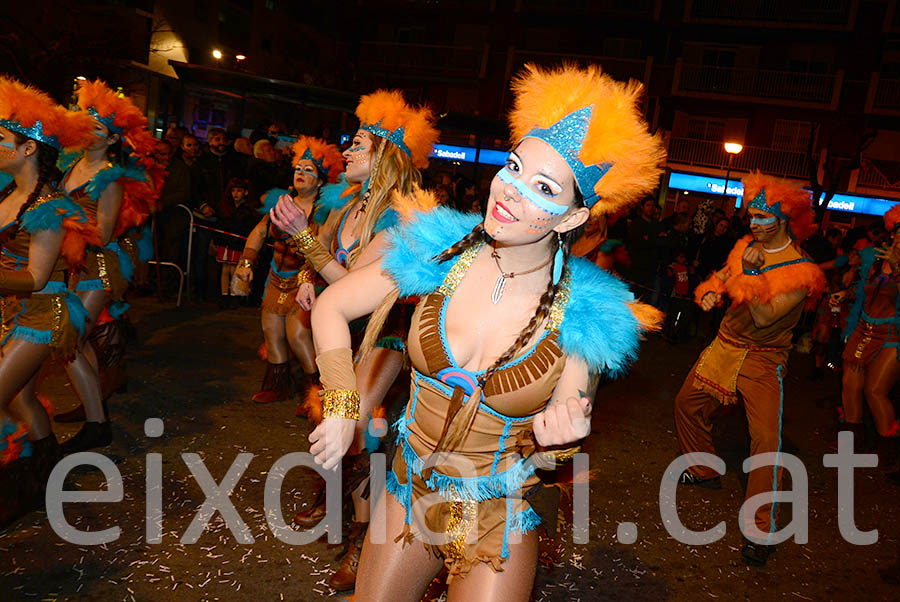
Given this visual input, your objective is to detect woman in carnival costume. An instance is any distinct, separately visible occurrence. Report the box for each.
[835,203,900,476]
[270,90,439,591]
[297,64,664,600]
[0,78,95,524]
[234,136,343,403]
[52,79,162,453]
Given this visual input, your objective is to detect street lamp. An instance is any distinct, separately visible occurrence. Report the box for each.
[212,49,223,60]
[235,54,246,61]
[722,141,743,205]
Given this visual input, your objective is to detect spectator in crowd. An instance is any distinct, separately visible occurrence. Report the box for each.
[165,125,188,159]
[805,226,843,263]
[697,217,735,280]
[663,249,696,342]
[627,197,665,301]
[234,137,253,156]
[247,139,280,202]
[199,127,247,216]
[214,178,259,307]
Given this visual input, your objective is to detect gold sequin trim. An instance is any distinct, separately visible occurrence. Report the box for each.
[438,244,482,297]
[322,389,360,420]
[288,227,319,253]
[50,295,62,346]
[96,251,111,291]
[546,269,572,332]
[444,488,478,561]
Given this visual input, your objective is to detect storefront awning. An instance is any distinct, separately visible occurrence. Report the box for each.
[168,60,507,138]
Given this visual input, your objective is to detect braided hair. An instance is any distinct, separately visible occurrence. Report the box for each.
[8,132,60,233]
[434,187,586,389]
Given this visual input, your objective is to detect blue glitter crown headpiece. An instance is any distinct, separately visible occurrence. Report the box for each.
[86,107,122,136]
[746,189,788,220]
[0,118,60,150]
[361,120,410,158]
[299,148,327,179]
[521,105,612,209]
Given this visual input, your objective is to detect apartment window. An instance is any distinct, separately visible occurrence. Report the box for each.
[686,118,725,142]
[602,38,641,59]
[265,0,277,10]
[787,59,827,74]
[701,48,736,68]
[772,120,813,151]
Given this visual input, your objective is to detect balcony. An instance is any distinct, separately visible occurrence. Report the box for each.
[358,41,487,80]
[865,74,900,116]
[685,0,856,29]
[516,0,658,16]
[666,137,813,180]
[673,60,843,109]
[510,50,652,85]
[855,160,900,195]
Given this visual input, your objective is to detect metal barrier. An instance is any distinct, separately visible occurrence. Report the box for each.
[146,204,193,307]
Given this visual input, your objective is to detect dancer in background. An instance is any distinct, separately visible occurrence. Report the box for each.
[0,77,94,524]
[299,64,664,601]
[835,204,900,481]
[271,90,439,591]
[53,80,162,453]
[677,173,825,567]
[234,136,344,404]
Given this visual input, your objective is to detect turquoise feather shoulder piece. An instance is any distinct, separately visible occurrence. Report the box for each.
[382,206,482,296]
[259,188,290,215]
[21,195,86,234]
[314,175,355,225]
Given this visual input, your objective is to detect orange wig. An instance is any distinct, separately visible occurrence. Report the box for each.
[0,77,94,150]
[508,64,666,216]
[290,136,344,184]
[884,203,900,232]
[742,171,816,242]
[356,90,439,170]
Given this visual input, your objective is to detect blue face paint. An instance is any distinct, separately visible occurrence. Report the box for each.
[347,145,364,153]
[0,141,15,150]
[496,168,567,216]
[750,215,777,226]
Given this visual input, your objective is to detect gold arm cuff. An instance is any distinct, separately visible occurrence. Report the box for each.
[237,258,254,269]
[322,389,360,420]
[533,445,581,469]
[287,228,333,272]
[296,268,316,285]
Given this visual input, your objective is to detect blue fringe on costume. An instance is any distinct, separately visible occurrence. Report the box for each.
[20,196,85,234]
[382,205,645,376]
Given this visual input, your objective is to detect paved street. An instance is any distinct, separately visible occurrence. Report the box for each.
[1,297,898,601]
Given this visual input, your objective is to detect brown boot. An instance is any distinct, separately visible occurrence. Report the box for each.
[292,483,327,528]
[328,521,366,592]
[252,362,291,404]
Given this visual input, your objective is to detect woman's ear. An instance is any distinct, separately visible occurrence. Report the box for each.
[107,132,120,146]
[553,206,590,235]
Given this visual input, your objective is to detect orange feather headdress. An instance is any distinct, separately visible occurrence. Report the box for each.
[76,79,156,157]
[508,64,666,216]
[884,203,900,232]
[0,77,94,150]
[742,171,816,242]
[356,90,439,169]
[291,136,344,184]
